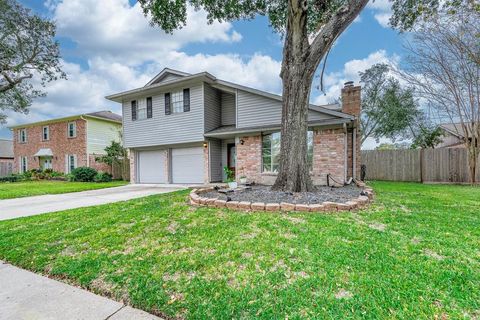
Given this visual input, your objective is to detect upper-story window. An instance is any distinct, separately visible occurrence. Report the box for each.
[18,128,27,143]
[67,122,76,138]
[165,88,190,115]
[42,126,49,141]
[131,98,153,121]
[262,131,314,173]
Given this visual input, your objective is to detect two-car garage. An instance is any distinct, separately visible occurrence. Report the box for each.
[136,146,204,184]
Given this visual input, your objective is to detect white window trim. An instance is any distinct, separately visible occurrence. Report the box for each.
[18,128,27,143]
[66,154,77,173]
[20,156,28,173]
[67,122,77,138]
[136,98,148,120]
[171,90,184,114]
[42,126,50,141]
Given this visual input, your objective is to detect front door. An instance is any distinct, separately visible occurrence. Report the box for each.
[227,143,236,176]
[41,157,52,170]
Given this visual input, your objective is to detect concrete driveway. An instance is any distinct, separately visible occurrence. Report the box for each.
[0,184,185,221]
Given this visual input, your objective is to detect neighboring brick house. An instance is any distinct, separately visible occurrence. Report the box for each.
[10,111,122,174]
[0,139,14,177]
[107,68,360,185]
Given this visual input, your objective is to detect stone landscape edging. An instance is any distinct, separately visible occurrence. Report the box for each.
[189,185,374,213]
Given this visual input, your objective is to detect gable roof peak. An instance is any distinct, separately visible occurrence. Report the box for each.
[145,68,192,87]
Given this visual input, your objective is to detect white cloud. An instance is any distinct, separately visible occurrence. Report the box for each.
[367,0,392,28]
[314,50,400,105]
[52,0,242,65]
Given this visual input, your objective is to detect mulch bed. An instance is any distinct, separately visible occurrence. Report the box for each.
[202,185,362,205]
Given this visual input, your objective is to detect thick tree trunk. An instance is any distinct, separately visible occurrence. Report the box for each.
[467,140,478,184]
[272,0,315,192]
[272,0,368,192]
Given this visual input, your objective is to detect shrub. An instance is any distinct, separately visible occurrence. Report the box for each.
[0,174,21,183]
[70,167,98,182]
[94,171,112,183]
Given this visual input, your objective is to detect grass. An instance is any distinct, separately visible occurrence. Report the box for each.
[0,181,479,319]
[0,180,128,199]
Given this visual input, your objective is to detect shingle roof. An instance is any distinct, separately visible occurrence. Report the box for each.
[440,123,477,138]
[0,139,14,158]
[85,111,122,123]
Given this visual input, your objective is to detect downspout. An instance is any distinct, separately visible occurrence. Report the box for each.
[343,123,347,183]
[353,126,357,179]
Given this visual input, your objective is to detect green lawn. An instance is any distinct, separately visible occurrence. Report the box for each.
[0,180,128,199]
[0,182,479,319]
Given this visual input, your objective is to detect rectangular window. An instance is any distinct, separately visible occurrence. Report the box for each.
[67,154,76,173]
[20,156,28,173]
[19,128,27,143]
[135,99,149,120]
[42,126,49,141]
[262,131,314,173]
[67,122,76,138]
[172,91,184,113]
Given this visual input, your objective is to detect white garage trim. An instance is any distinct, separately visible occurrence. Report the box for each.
[171,147,204,183]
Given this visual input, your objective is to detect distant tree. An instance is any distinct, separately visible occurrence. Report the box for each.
[410,125,443,149]
[0,0,65,124]
[376,142,409,150]
[397,4,479,183]
[138,0,456,191]
[359,63,421,145]
[95,141,129,181]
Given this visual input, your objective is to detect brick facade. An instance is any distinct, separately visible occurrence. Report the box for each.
[129,149,137,183]
[13,119,88,173]
[236,135,262,183]
[312,128,346,185]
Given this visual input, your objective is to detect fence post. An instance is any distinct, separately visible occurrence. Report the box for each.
[420,149,424,183]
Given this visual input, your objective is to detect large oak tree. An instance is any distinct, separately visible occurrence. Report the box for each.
[138,0,454,191]
[0,0,65,124]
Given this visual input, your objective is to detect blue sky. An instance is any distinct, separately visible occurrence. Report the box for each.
[2,0,405,149]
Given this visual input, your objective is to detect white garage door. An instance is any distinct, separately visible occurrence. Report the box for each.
[172,147,204,183]
[138,150,166,183]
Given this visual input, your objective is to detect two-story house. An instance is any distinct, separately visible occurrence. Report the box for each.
[106,68,361,185]
[10,111,122,174]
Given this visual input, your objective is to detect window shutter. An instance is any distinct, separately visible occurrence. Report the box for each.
[146,97,153,118]
[131,101,137,121]
[183,88,190,112]
[165,93,171,115]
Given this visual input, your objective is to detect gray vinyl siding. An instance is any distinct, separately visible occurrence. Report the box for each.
[237,90,281,128]
[237,89,336,128]
[122,84,204,148]
[221,93,236,126]
[209,139,223,182]
[204,84,221,132]
[151,74,183,85]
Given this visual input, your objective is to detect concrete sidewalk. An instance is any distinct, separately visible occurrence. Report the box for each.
[0,184,184,221]
[0,261,161,320]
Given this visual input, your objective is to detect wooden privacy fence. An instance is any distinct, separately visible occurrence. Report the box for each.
[362,148,480,183]
[0,162,13,177]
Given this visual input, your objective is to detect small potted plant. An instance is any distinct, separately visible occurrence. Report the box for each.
[224,166,237,189]
[239,175,247,184]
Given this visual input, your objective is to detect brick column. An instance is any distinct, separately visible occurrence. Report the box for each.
[203,143,210,184]
[312,129,346,185]
[341,82,361,179]
[128,149,136,183]
[236,135,262,184]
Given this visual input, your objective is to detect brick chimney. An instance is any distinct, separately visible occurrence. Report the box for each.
[341,81,361,117]
[341,81,361,180]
